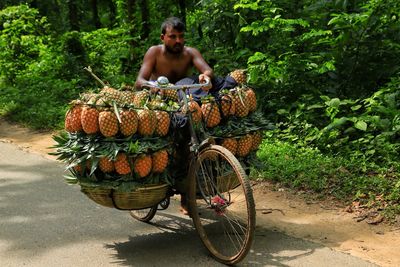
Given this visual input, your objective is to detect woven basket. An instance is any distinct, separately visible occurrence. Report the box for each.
[81,183,169,210]
[81,186,115,208]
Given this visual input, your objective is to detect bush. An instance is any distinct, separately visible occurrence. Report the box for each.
[257,137,400,214]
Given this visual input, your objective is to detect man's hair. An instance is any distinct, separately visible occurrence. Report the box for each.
[161,17,185,34]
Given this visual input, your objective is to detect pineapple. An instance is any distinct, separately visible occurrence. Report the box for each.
[183,98,202,124]
[251,131,263,151]
[201,97,221,128]
[98,110,119,137]
[100,86,123,106]
[162,89,179,102]
[229,69,247,85]
[99,156,114,173]
[221,138,238,155]
[233,89,249,117]
[133,90,150,107]
[65,103,82,133]
[72,163,85,176]
[85,160,93,173]
[119,109,138,136]
[137,109,157,136]
[133,154,152,178]
[114,153,131,175]
[237,134,253,157]
[245,87,257,112]
[154,110,170,136]
[95,96,108,109]
[81,106,99,134]
[220,92,235,117]
[80,92,98,104]
[119,90,136,106]
[152,149,169,173]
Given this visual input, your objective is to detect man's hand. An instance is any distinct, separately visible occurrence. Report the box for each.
[199,74,212,91]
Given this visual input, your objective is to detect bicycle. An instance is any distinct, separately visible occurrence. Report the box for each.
[130,76,256,265]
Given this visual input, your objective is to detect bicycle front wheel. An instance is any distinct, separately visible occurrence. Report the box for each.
[188,145,255,265]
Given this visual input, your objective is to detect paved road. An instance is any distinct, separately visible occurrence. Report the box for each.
[0,142,378,267]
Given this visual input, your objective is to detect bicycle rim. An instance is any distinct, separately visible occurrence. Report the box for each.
[188,145,255,265]
[129,206,157,222]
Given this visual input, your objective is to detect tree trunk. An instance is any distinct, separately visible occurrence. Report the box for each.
[90,0,101,29]
[126,0,137,74]
[139,0,149,40]
[67,0,80,31]
[108,0,117,27]
[127,0,135,25]
[178,0,186,26]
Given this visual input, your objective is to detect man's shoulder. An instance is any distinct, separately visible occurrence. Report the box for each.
[184,46,201,57]
[184,46,199,53]
[147,45,162,54]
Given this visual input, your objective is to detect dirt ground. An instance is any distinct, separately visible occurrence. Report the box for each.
[1,117,399,267]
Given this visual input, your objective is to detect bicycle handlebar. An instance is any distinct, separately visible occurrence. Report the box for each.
[142,76,211,91]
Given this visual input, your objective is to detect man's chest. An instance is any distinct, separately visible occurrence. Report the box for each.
[155,56,192,76]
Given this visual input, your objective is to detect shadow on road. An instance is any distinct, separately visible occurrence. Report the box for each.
[105,212,321,267]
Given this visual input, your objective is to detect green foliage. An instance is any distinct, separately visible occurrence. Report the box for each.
[257,138,400,212]
[186,0,250,74]
[0,4,49,83]
[235,0,400,102]
[271,77,399,168]
[80,27,141,87]
[257,139,332,192]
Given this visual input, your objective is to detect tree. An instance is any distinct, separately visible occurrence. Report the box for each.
[90,0,101,29]
[67,0,79,31]
[140,0,149,39]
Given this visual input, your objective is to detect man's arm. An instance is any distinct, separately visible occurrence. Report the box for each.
[134,46,158,90]
[190,48,214,90]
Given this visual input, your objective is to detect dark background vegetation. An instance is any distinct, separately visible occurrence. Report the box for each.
[0,0,399,218]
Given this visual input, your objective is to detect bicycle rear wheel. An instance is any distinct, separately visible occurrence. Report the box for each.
[129,206,157,222]
[188,145,255,265]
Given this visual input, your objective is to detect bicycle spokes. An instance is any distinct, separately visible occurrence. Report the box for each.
[189,145,255,265]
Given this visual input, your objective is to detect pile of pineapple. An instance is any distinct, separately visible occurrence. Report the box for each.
[183,69,271,162]
[54,69,271,208]
[56,85,176,197]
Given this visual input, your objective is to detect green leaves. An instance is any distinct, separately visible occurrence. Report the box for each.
[354,120,368,131]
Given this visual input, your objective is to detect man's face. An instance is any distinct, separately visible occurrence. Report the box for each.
[161,26,185,54]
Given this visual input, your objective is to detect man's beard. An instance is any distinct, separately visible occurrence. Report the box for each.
[165,43,184,54]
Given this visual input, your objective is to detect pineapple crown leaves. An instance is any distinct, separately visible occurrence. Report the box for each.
[200,94,216,103]
[63,175,79,185]
[128,136,171,155]
[219,89,231,95]
[205,111,274,138]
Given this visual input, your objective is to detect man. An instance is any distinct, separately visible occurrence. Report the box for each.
[135,17,213,92]
[135,17,216,215]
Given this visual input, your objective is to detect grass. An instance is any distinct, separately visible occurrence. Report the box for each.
[256,138,400,219]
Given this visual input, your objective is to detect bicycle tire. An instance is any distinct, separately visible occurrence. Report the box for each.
[188,145,255,265]
[158,197,170,210]
[129,206,157,222]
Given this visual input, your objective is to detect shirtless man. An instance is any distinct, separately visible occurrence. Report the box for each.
[135,17,213,91]
[135,17,214,215]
